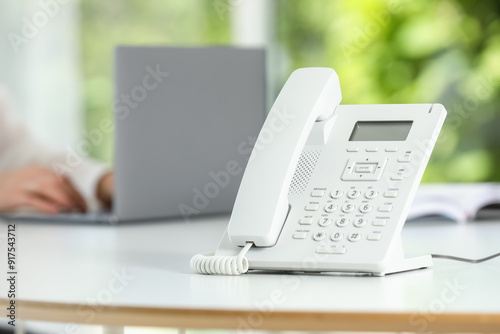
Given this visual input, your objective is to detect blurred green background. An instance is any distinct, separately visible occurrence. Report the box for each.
[81,0,500,182]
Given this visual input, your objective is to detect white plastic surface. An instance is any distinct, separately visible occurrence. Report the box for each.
[218,103,447,275]
[4,218,500,314]
[228,68,342,247]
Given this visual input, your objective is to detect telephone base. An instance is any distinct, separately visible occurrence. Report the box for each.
[372,254,433,277]
[213,230,434,277]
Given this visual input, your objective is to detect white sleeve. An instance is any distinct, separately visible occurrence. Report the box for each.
[0,87,109,212]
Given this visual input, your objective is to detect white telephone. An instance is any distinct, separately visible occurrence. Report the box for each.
[191,67,446,276]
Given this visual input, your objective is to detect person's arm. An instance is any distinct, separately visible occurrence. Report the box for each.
[96,171,113,208]
[48,148,112,212]
[0,87,112,213]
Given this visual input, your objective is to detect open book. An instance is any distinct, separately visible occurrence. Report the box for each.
[407,183,500,223]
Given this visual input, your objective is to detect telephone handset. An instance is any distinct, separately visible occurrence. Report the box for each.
[191,67,446,276]
[229,68,342,247]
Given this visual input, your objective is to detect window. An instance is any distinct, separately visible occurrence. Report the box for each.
[81,0,230,163]
[276,0,500,182]
[2,0,499,182]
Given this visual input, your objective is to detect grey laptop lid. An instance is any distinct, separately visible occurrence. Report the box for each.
[114,46,265,221]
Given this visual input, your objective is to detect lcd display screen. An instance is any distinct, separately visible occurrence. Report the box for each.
[349,121,413,141]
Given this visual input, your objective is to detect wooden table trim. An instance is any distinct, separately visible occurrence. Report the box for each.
[3,299,500,332]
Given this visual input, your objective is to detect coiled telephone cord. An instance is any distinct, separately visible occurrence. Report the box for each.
[190,242,253,275]
[190,245,500,275]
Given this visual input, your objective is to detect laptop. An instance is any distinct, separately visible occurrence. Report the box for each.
[1,46,266,223]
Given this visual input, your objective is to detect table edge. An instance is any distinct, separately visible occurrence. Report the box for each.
[3,299,500,332]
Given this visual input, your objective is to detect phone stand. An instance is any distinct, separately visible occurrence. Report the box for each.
[372,237,433,276]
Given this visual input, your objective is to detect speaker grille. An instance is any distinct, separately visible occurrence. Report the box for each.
[288,150,321,195]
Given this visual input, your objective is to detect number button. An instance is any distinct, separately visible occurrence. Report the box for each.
[359,204,372,213]
[330,190,343,199]
[313,232,326,241]
[354,218,367,227]
[348,233,362,242]
[318,218,332,227]
[347,190,361,199]
[342,203,355,213]
[365,190,378,199]
[324,203,337,213]
[336,218,350,227]
[330,232,344,241]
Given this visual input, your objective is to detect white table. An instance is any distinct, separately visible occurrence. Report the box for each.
[1,216,500,332]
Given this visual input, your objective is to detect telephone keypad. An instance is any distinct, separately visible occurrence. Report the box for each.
[353,218,367,227]
[330,232,344,241]
[347,190,361,199]
[318,218,332,227]
[330,190,343,199]
[336,218,349,227]
[296,185,398,254]
[341,203,355,213]
[359,204,372,213]
[313,232,326,241]
[348,233,362,242]
[324,203,337,213]
[287,131,436,264]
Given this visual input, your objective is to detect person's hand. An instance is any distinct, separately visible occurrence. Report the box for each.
[0,165,87,214]
[97,172,113,208]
